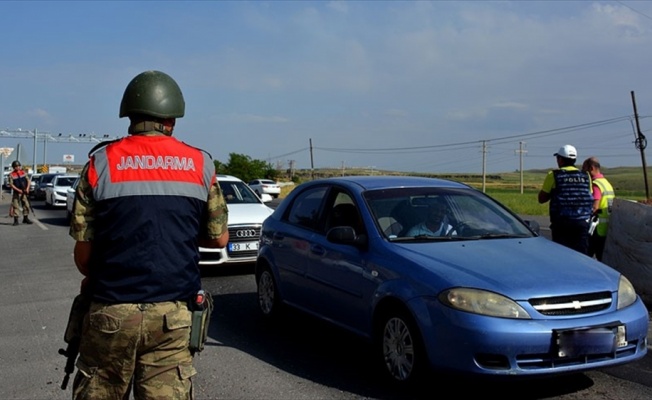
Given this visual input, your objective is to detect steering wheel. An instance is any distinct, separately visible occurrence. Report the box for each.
[447,220,470,237]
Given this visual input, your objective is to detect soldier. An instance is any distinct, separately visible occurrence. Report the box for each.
[8,160,33,226]
[68,70,229,399]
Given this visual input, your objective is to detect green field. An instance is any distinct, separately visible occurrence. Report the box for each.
[282,166,652,216]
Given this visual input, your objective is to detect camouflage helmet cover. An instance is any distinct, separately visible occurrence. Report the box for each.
[119,70,185,119]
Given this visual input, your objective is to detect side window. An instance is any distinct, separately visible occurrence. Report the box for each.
[325,192,364,234]
[287,186,328,230]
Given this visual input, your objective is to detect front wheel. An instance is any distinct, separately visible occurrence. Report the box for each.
[256,265,282,319]
[376,306,427,385]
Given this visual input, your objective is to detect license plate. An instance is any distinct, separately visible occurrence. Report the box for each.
[228,241,258,252]
[554,325,625,358]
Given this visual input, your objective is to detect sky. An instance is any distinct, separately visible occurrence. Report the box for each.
[2,0,652,175]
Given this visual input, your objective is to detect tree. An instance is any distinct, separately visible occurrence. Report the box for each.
[215,153,279,183]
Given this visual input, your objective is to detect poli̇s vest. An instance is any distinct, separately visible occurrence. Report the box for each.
[87,135,215,303]
[549,169,593,222]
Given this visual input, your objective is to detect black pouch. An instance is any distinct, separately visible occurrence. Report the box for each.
[189,290,214,353]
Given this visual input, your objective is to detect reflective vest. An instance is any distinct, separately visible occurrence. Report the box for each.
[549,169,593,222]
[593,177,615,237]
[9,170,28,190]
[86,135,215,303]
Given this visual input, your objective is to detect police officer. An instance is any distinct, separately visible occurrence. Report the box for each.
[582,156,615,261]
[69,70,229,399]
[538,144,593,254]
[8,160,33,226]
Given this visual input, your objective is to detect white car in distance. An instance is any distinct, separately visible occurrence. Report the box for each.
[248,179,281,199]
[45,174,79,208]
[66,176,81,222]
[199,175,274,267]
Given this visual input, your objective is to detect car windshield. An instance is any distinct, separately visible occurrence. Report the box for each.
[364,187,534,241]
[55,177,78,187]
[220,180,262,204]
[41,174,57,184]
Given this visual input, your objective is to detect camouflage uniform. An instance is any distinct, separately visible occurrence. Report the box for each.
[69,141,228,400]
[8,170,31,218]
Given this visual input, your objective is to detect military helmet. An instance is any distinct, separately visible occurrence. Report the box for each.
[11,160,21,168]
[119,70,185,119]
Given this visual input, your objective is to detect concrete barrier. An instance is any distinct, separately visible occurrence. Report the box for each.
[602,198,652,306]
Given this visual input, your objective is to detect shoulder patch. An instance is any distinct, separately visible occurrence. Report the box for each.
[88,138,122,157]
[181,141,212,159]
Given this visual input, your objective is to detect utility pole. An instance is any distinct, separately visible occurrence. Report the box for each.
[309,138,314,180]
[481,140,487,193]
[630,91,650,200]
[515,141,527,194]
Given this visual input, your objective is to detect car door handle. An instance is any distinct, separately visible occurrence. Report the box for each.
[310,245,325,256]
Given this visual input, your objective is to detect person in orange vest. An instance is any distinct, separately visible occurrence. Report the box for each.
[582,157,615,261]
[8,160,33,226]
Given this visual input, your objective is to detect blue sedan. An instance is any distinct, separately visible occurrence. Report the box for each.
[255,176,648,385]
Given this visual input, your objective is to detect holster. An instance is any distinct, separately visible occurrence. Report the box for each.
[189,290,214,354]
[59,291,92,390]
[64,292,92,344]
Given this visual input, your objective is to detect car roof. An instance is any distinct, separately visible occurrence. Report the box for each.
[216,174,244,182]
[52,174,79,181]
[305,175,471,191]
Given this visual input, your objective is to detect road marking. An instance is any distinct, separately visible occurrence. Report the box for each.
[33,218,48,230]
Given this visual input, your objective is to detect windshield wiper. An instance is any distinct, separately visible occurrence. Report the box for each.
[465,233,531,240]
[390,235,465,242]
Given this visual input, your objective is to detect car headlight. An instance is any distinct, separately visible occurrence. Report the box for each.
[617,275,637,310]
[439,288,531,319]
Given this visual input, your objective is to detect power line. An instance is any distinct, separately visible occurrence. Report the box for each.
[310,115,634,154]
[616,1,652,21]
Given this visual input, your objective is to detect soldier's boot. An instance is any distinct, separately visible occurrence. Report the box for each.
[13,217,19,226]
[23,216,33,224]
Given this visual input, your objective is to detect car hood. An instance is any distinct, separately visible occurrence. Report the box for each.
[225,203,274,225]
[391,237,620,300]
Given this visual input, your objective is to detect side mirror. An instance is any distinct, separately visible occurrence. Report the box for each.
[260,193,273,203]
[524,219,541,236]
[326,226,368,248]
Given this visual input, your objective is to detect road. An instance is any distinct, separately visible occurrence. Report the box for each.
[0,194,650,400]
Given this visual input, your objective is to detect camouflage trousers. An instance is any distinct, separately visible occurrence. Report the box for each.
[11,193,30,217]
[73,301,197,400]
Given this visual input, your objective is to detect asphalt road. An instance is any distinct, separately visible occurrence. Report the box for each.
[0,193,650,400]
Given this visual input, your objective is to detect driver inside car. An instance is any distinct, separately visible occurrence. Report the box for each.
[406,199,455,237]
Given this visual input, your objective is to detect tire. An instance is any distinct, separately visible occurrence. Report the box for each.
[256,265,281,319]
[376,305,427,386]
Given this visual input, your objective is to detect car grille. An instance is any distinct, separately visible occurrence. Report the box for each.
[227,225,262,259]
[528,291,612,316]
